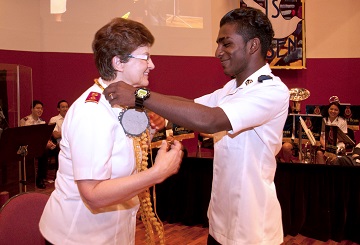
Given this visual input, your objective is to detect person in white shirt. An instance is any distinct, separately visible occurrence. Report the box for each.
[104,7,289,245]
[49,100,69,144]
[39,18,183,244]
[46,100,69,179]
[316,101,348,164]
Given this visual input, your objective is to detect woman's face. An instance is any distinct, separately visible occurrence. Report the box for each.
[121,45,155,88]
[328,104,340,119]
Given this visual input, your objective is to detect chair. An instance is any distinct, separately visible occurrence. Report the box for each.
[0,192,50,245]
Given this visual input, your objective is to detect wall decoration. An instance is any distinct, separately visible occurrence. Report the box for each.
[240,0,305,69]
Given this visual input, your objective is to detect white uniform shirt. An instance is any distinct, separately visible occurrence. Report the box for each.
[49,114,64,143]
[321,116,348,136]
[19,114,45,126]
[195,64,289,245]
[39,79,139,245]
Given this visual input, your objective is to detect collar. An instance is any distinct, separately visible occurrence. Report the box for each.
[227,64,272,95]
[239,63,272,89]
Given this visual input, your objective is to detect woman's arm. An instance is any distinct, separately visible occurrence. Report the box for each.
[77,140,183,211]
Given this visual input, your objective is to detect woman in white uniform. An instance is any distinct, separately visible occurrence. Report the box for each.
[39,18,183,244]
[316,101,348,164]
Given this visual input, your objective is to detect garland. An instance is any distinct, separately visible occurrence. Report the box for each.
[134,131,165,245]
[94,79,165,244]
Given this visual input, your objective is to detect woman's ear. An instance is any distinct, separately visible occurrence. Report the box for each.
[112,56,124,72]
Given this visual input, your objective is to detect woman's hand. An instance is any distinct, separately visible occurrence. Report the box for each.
[153,140,183,183]
[148,111,165,130]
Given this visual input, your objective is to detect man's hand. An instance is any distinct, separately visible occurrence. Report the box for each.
[104,81,136,108]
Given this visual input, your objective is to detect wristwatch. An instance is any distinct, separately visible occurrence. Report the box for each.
[134,87,150,110]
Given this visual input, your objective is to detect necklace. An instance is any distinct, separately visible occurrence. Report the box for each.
[95,79,149,137]
[94,78,165,244]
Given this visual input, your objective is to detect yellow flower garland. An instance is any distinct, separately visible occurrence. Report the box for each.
[134,131,165,245]
[94,79,165,244]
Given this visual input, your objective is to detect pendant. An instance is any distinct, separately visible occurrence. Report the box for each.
[118,108,149,137]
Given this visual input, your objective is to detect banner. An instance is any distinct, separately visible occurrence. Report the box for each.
[240,0,305,69]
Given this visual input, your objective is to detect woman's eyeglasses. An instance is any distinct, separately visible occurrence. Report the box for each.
[128,54,150,61]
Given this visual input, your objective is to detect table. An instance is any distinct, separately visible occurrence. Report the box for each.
[276,162,360,243]
[154,157,360,243]
[154,157,212,227]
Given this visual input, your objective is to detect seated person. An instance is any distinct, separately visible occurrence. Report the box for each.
[276,141,297,163]
[47,100,69,178]
[19,100,55,189]
[277,106,299,163]
[316,101,348,164]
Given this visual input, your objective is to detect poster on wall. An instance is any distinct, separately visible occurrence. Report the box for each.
[240,0,305,69]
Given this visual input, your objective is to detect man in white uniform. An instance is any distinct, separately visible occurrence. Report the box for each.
[105,7,289,245]
[49,99,69,144]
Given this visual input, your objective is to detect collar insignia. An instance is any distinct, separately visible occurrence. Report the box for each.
[245,79,253,86]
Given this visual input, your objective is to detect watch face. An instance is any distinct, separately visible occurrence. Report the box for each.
[137,88,149,99]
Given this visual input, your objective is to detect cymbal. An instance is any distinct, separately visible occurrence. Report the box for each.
[289,88,310,101]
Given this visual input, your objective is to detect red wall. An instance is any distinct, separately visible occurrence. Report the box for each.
[1,50,359,150]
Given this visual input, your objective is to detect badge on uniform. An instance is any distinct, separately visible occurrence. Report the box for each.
[85,92,101,103]
[245,79,253,86]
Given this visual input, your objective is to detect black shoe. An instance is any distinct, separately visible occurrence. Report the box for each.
[36,180,46,189]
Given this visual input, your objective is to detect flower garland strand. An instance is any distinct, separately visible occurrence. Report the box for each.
[134,130,165,245]
[93,79,165,244]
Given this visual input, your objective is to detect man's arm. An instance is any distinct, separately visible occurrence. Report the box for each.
[104,81,231,133]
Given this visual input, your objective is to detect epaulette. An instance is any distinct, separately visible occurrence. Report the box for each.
[258,75,272,82]
[85,92,101,103]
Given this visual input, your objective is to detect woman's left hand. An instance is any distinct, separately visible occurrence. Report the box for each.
[148,111,165,130]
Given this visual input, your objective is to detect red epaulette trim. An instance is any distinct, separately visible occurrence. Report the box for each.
[85,92,101,103]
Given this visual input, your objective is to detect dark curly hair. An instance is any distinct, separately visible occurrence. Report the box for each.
[92,18,155,81]
[220,7,274,58]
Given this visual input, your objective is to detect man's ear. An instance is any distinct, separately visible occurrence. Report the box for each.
[112,56,124,72]
[249,38,260,54]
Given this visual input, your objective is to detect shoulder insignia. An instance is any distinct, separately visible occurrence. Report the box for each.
[85,92,101,103]
[258,75,272,82]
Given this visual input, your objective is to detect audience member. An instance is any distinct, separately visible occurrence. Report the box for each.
[19,100,46,126]
[19,100,55,189]
[39,17,183,244]
[104,7,289,244]
[49,100,69,144]
[276,106,298,163]
[316,101,348,164]
[44,100,70,179]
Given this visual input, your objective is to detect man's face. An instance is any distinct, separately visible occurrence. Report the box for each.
[215,23,250,78]
[32,104,43,118]
[58,102,69,117]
